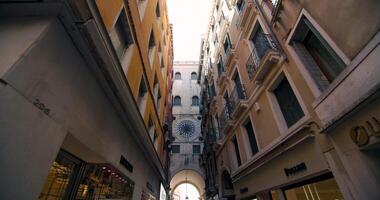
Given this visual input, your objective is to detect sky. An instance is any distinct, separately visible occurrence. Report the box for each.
[167,0,211,61]
[173,183,200,200]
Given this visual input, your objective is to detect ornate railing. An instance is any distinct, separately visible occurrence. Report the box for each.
[219,105,232,133]
[246,33,278,79]
[229,84,247,112]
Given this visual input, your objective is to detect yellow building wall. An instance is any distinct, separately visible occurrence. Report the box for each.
[94,0,172,164]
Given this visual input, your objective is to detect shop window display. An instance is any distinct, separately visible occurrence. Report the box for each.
[40,150,134,200]
[270,174,344,200]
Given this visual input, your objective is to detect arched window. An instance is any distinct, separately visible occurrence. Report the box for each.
[191,72,197,80]
[192,96,199,106]
[174,96,181,105]
[175,72,181,80]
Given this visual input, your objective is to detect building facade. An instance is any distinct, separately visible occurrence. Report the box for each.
[0,0,173,199]
[169,61,205,198]
[200,0,380,200]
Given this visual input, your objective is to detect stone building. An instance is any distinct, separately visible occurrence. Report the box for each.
[0,0,173,199]
[169,61,205,199]
[200,0,380,200]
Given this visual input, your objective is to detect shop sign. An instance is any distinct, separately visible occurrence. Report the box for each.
[284,162,307,177]
[239,187,248,194]
[120,155,134,172]
[350,117,380,147]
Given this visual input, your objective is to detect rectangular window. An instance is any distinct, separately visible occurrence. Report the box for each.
[193,145,201,154]
[223,34,232,54]
[232,136,241,166]
[138,77,148,114]
[109,10,134,59]
[273,77,304,127]
[236,0,244,12]
[292,17,346,90]
[171,145,180,153]
[244,120,259,156]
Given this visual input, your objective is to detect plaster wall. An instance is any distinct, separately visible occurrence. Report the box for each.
[327,98,380,200]
[0,18,161,200]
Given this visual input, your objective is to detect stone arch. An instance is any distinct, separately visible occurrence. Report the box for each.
[170,169,205,200]
[221,169,235,199]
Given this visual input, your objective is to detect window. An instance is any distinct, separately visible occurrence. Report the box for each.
[148,30,156,67]
[192,96,199,106]
[137,0,148,20]
[273,77,304,127]
[243,119,259,156]
[40,150,135,199]
[193,145,201,154]
[110,9,134,58]
[148,116,155,141]
[236,0,244,12]
[191,72,197,80]
[171,145,180,153]
[223,34,232,54]
[138,77,148,114]
[217,56,224,77]
[291,17,346,90]
[155,2,160,18]
[153,74,159,106]
[249,25,271,61]
[173,96,181,106]
[232,136,241,166]
[175,72,181,80]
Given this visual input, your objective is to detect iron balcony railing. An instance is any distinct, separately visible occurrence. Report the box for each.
[246,33,279,79]
[229,84,247,113]
[219,104,232,133]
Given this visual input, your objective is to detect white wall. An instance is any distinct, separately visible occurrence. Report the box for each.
[0,18,161,200]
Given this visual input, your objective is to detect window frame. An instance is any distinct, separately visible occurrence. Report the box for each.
[285,9,350,98]
[191,96,199,106]
[266,71,308,134]
[173,96,181,106]
[174,72,181,80]
[171,145,180,153]
[191,72,198,80]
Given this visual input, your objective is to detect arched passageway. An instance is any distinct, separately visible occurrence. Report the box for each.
[221,170,235,200]
[170,170,205,200]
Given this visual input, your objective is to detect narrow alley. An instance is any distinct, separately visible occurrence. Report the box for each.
[0,0,380,200]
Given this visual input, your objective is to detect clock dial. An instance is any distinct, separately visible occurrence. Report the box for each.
[177,120,196,138]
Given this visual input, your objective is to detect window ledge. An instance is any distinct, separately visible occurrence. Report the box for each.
[312,30,380,109]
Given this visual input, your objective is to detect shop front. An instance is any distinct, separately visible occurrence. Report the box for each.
[232,134,345,200]
[323,95,380,200]
[270,173,343,200]
[39,150,134,200]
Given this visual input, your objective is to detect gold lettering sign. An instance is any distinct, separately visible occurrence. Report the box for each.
[350,126,369,147]
[350,116,380,147]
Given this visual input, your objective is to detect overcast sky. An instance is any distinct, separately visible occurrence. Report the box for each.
[167,0,211,61]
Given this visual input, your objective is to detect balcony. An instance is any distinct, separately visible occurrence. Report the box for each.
[217,69,229,91]
[229,84,248,119]
[246,34,281,82]
[209,95,219,114]
[238,0,256,29]
[225,48,237,77]
[219,106,234,134]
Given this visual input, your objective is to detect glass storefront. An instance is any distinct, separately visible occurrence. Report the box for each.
[39,151,82,200]
[39,150,134,200]
[271,173,344,200]
[75,164,134,199]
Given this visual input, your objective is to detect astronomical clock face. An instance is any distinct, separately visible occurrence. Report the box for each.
[176,120,196,139]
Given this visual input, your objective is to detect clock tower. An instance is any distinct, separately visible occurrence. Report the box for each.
[169,61,204,177]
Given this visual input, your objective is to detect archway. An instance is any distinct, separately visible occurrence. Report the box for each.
[170,170,205,200]
[221,170,235,200]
